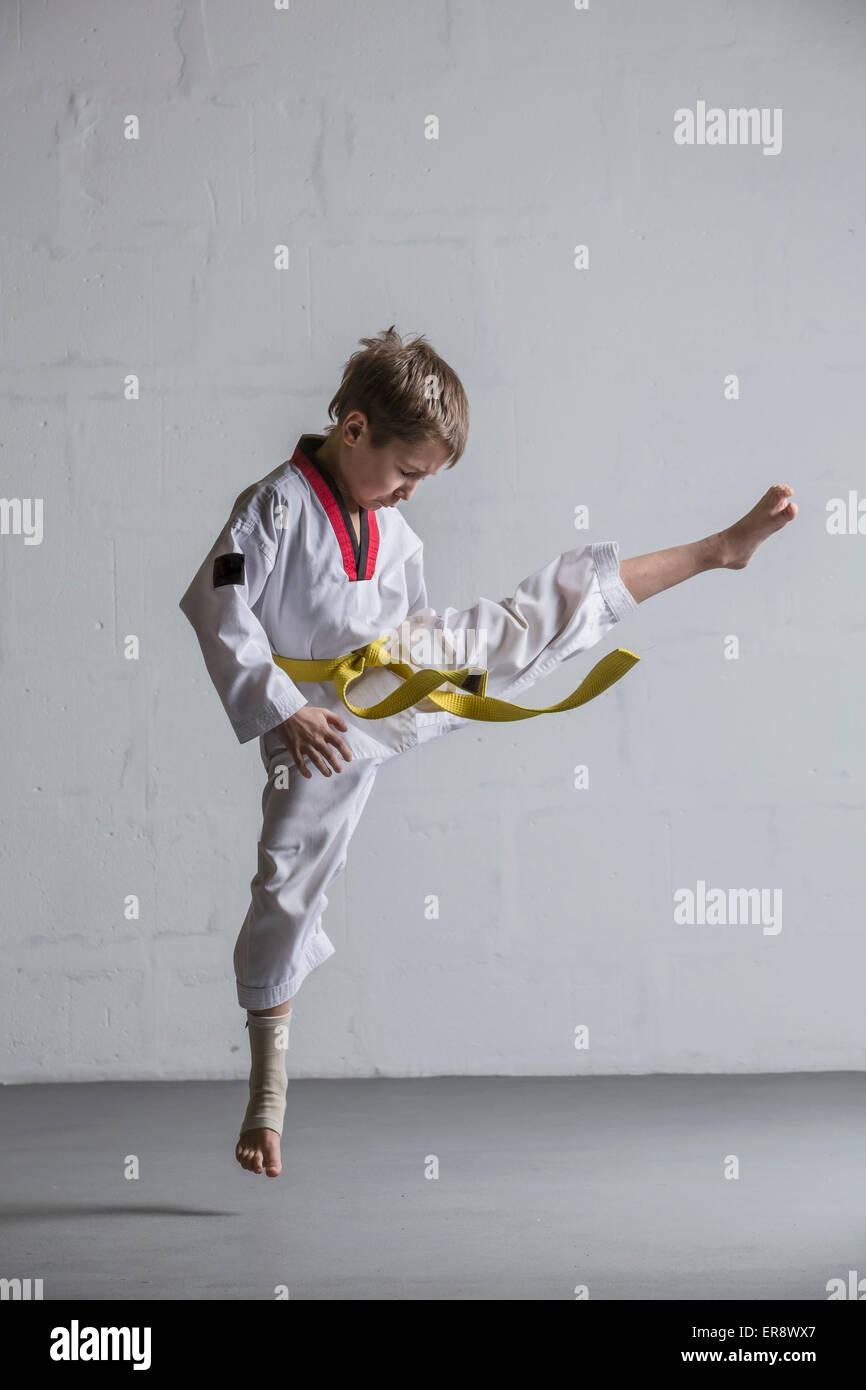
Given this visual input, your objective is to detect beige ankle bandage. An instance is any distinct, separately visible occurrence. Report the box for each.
[241,1009,293,1137]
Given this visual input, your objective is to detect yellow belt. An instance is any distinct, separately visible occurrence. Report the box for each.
[272,637,640,722]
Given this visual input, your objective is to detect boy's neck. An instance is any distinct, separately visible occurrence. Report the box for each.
[311,434,358,513]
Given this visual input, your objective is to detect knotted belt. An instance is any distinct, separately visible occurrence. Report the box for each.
[272,637,640,722]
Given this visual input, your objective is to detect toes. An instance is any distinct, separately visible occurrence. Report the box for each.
[236,1130,276,1176]
[236,1142,263,1173]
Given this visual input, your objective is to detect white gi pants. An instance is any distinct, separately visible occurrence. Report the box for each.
[232,541,638,1009]
[232,716,459,1010]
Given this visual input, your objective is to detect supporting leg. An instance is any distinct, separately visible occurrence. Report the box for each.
[233,746,385,1178]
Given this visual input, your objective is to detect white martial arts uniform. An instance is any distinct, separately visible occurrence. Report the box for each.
[179,434,638,1009]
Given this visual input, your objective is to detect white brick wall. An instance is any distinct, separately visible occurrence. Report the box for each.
[2,0,864,1080]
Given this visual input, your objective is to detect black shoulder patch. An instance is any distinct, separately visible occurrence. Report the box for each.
[213,552,245,587]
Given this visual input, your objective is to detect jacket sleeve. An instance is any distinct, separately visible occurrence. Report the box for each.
[178,482,308,744]
[404,541,638,700]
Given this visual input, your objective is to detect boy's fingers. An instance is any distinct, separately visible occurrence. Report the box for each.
[323,731,352,761]
[325,713,348,730]
[316,739,343,773]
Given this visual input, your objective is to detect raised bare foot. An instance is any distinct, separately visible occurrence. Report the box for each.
[717,484,798,569]
[236,1127,282,1178]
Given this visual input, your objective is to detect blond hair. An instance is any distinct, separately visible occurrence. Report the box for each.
[324,325,469,467]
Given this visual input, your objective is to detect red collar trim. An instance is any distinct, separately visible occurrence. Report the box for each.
[291,439,380,582]
[362,509,379,580]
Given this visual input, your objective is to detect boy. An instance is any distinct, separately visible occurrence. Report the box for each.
[178,326,797,1179]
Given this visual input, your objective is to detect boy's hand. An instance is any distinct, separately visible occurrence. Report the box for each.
[276,706,353,778]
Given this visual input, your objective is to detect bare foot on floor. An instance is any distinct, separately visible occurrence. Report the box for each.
[236,1127,282,1177]
[718,484,798,569]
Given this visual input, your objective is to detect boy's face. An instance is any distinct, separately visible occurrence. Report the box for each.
[332,417,451,510]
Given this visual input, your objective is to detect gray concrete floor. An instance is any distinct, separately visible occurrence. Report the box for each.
[1,1074,863,1300]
